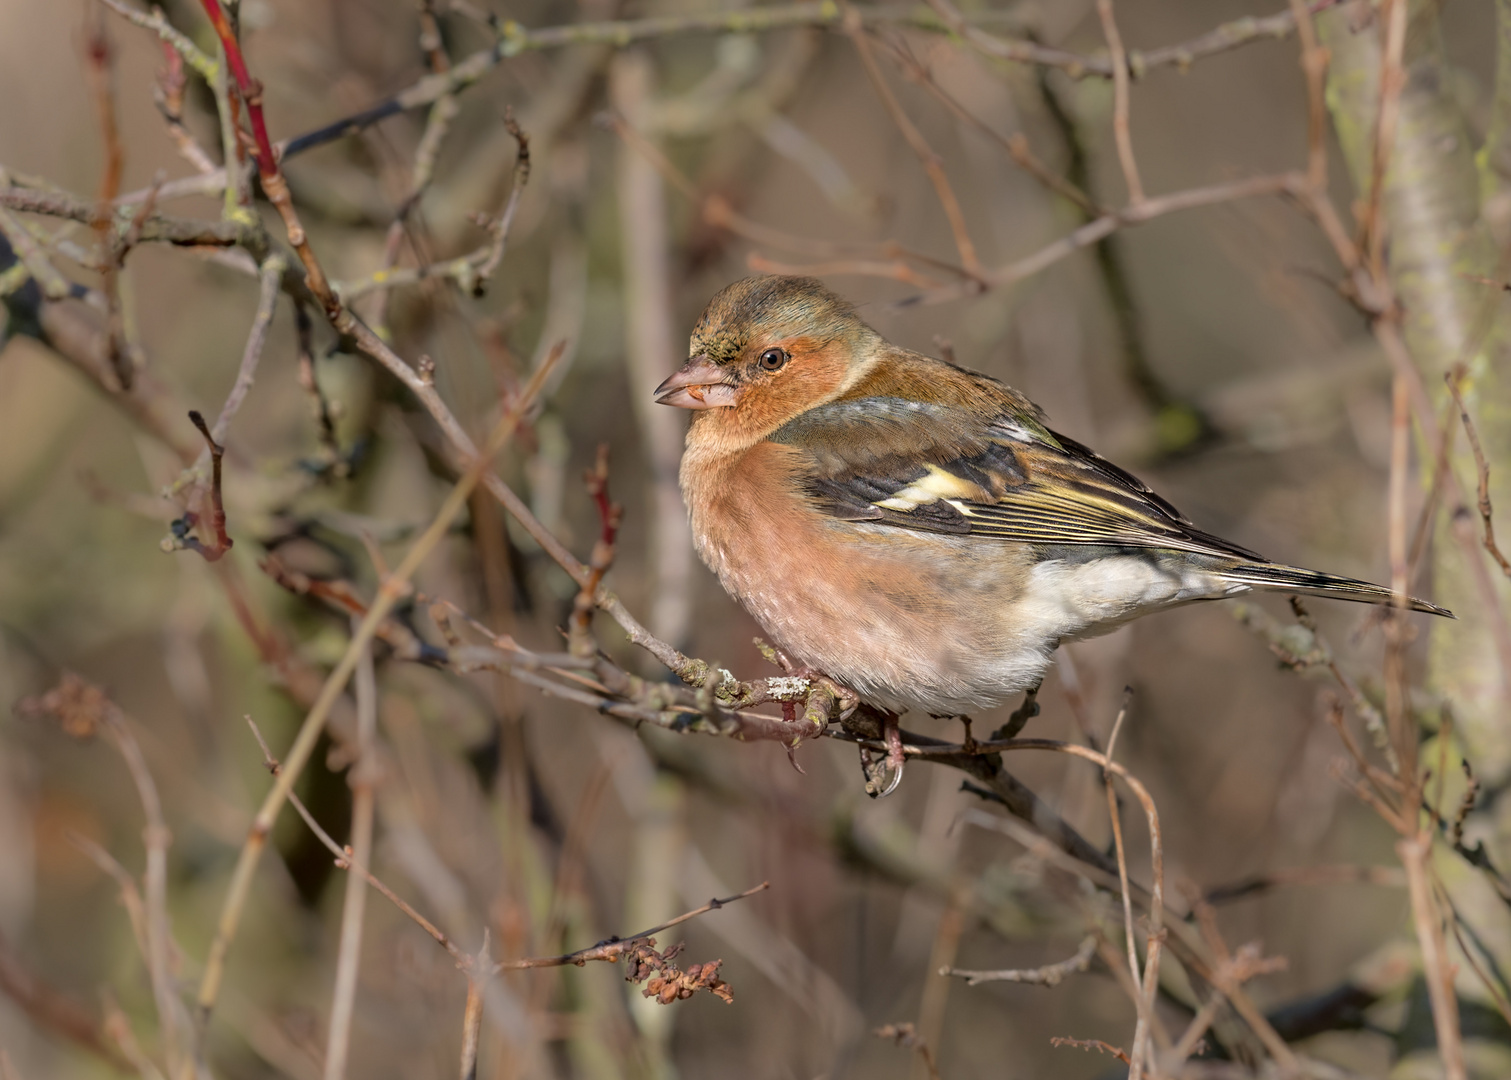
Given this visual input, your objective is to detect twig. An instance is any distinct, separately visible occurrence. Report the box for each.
[471,112,530,293]
[172,411,233,562]
[870,35,1100,215]
[602,109,971,281]
[321,633,377,1080]
[153,41,218,175]
[1100,690,1158,1078]
[0,205,71,299]
[493,882,769,971]
[942,936,1096,987]
[94,0,215,79]
[1445,372,1511,578]
[192,344,564,1034]
[1187,893,1297,1070]
[1201,863,1406,905]
[568,445,621,658]
[1097,0,1144,205]
[0,931,133,1072]
[0,185,251,248]
[1400,834,1466,1080]
[844,8,982,277]
[457,939,487,1080]
[611,53,699,648]
[16,675,188,1075]
[210,253,285,445]
[243,717,465,964]
[1359,0,1407,280]
[84,13,134,391]
[1288,0,1328,192]
[873,1023,941,1080]
[1050,1037,1129,1065]
[930,0,1338,80]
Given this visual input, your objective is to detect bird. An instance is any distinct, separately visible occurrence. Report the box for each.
[654,275,1451,720]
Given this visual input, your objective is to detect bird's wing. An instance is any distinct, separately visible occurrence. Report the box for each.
[768,396,1262,561]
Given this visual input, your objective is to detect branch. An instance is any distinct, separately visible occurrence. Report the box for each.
[942,936,1097,988]
[193,344,565,1032]
[492,882,769,971]
[1097,0,1144,204]
[210,254,285,446]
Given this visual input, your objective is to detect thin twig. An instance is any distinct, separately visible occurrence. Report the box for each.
[871,34,1100,215]
[1445,372,1511,578]
[471,112,530,292]
[457,939,487,1080]
[244,716,465,962]
[1400,834,1467,1080]
[0,205,72,299]
[493,883,770,971]
[0,931,133,1072]
[94,0,215,78]
[193,345,564,1034]
[942,936,1096,987]
[321,633,377,1080]
[929,0,1338,80]
[1359,0,1407,280]
[1097,0,1144,205]
[844,7,982,277]
[211,253,286,446]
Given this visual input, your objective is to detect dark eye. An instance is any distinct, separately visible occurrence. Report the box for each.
[759,348,789,371]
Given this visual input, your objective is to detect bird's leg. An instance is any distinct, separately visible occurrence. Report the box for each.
[934,713,978,753]
[882,710,904,771]
[991,682,1041,741]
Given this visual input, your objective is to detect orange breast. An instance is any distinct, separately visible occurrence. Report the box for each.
[680,440,1039,711]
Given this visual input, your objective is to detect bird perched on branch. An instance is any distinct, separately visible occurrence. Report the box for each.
[655,275,1451,718]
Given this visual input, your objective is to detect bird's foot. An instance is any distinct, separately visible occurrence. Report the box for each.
[990,683,1041,742]
[859,709,905,798]
[773,661,859,723]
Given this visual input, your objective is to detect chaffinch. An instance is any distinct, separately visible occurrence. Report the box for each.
[654,275,1450,717]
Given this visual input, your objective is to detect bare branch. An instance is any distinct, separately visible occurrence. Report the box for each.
[942,936,1096,988]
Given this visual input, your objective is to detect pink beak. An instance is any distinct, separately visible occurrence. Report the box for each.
[653,356,740,410]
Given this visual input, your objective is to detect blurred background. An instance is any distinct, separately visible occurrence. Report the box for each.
[0,0,1502,1077]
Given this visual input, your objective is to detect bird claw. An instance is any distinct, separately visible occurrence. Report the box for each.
[859,744,904,798]
[859,709,906,798]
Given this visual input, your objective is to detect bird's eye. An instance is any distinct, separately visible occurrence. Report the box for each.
[758,348,789,371]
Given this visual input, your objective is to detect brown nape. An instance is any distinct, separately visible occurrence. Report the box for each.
[689,275,873,366]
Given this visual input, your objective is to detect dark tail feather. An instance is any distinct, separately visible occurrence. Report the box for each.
[1219,562,1453,618]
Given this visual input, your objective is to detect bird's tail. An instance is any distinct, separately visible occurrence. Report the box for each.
[1219,562,1453,618]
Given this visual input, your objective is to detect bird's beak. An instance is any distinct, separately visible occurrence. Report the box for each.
[653,355,739,410]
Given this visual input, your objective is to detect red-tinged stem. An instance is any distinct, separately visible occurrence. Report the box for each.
[194,0,276,178]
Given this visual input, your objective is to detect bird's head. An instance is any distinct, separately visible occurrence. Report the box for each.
[655,275,882,446]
